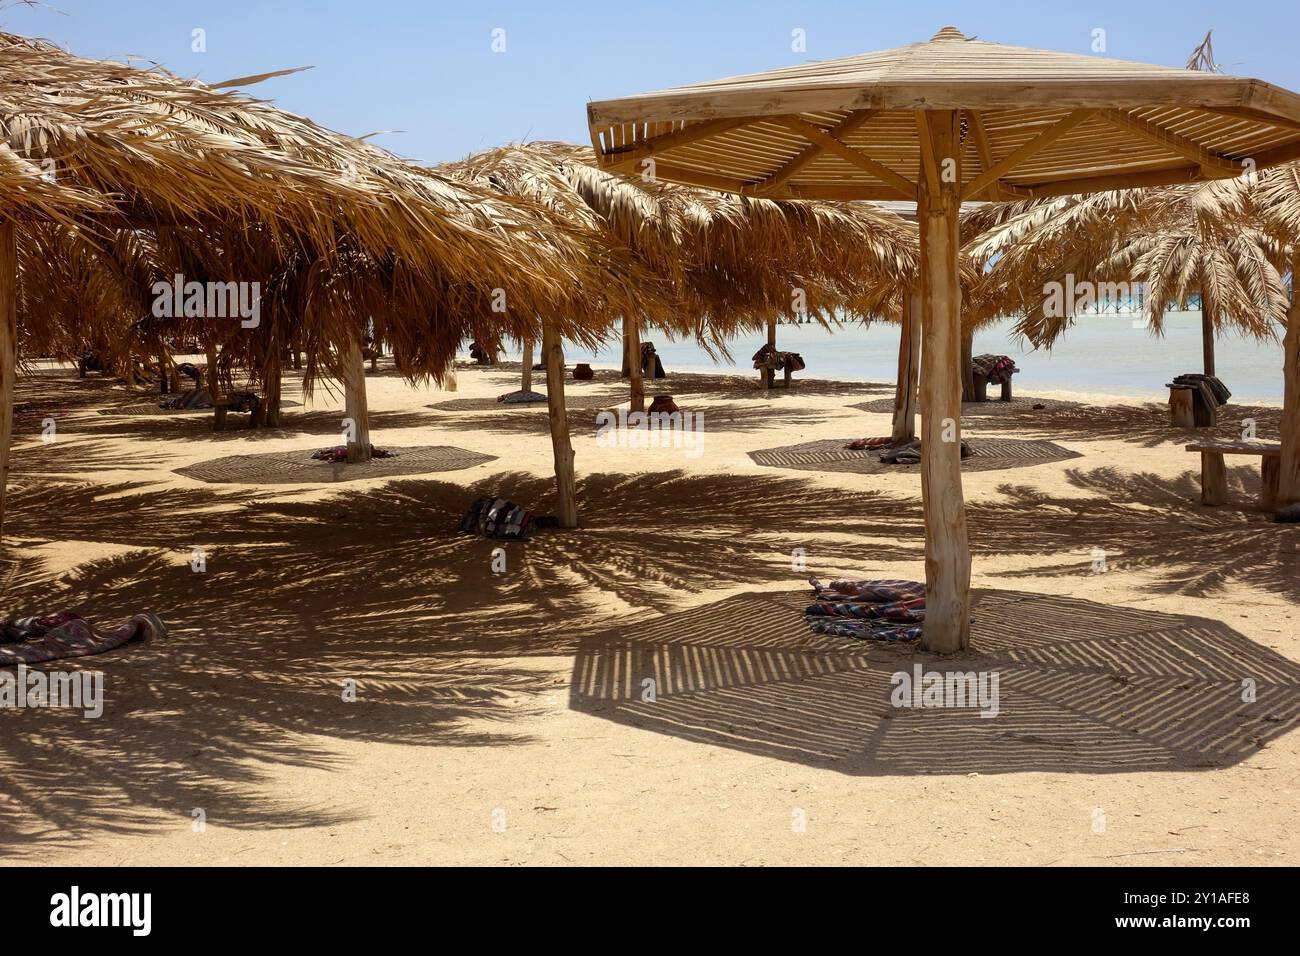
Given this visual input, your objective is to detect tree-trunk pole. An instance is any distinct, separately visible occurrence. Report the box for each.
[521,337,534,393]
[543,321,578,528]
[343,332,372,463]
[891,292,921,445]
[960,324,977,402]
[917,110,972,654]
[204,339,221,400]
[625,315,645,413]
[0,221,16,543]
[1278,249,1300,508]
[1202,301,1217,377]
[263,346,282,428]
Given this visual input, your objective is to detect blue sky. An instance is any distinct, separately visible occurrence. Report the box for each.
[6,0,1299,166]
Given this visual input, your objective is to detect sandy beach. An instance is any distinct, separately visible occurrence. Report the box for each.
[1,357,1296,867]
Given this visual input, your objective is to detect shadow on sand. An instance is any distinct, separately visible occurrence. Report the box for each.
[570,588,1300,775]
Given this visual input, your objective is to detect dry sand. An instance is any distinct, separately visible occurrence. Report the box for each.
[1,357,1297,866]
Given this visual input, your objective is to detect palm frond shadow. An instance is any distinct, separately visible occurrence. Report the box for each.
[968,466,1300,602]
[1,470,918,851]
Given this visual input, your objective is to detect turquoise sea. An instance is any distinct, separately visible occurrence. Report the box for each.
[558,310,1285,405]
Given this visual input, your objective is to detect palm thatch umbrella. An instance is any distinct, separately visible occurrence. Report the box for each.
[0,30,638,536]
[585,25,1300,652]
[444,142,920,410]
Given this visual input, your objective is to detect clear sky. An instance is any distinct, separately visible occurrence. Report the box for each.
[6,0,1299,167]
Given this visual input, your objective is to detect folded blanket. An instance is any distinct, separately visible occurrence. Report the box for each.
[804,577,925,641]
[879,439,973,464]
[0,611,164,666]
[972,354,1019,383]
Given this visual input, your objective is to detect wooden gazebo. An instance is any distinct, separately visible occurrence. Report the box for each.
[586,26,1300,652]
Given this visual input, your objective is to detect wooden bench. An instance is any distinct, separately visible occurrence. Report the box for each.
[972,374,1013,402]
[212,395,262,431]
[1186,441,1282,509]
[759,363,794,389]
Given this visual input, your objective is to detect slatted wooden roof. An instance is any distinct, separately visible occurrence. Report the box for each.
[587,26,1300,203]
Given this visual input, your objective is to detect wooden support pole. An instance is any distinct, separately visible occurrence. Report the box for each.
[0,221,15,543]
[960,324,978,402]
[1278,249,1300,508]
[343,332,372,463]
[543,321,578,528]
[521,337,534,393]
[917,110,972,654]
[891,293,921,445]
[263,348,282,428]
[1201,302,1217,377]
[763,316,778,389]
[624,316,645,413]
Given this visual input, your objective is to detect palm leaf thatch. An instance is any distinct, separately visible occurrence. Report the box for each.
[963,182,1287,348]
[441,141,923,352]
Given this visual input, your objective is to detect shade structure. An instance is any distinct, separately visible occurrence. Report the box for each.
[586,26,1300,653]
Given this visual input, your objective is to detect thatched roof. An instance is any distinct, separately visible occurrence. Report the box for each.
[2,32,669,381]
[585,26,1300,203]
[442,141,922,347]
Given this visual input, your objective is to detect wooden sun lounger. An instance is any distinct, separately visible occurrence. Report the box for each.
[1168,383,1217,427]
[1186,440,1281,509]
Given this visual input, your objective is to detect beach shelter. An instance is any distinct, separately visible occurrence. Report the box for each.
[586,25,1300,652]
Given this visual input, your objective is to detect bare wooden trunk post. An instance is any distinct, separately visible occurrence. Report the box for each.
[1279,250,1300,508]
[1202,303,1216,377]
[263,349,282,428]
[763,316,778,389]
[521,337,534,393]
[917,110,972,654]
[891,292,921,444]
[960,325,977,402]
[0,221,15,542]
[343,332,372,463]
[543,321,578,527]
[624,315,645,413]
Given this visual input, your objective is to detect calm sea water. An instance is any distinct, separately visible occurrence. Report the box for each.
[556,310,1284,405]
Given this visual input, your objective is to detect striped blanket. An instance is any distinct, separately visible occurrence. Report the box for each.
[0,611,164,666]
[804,577,925,641]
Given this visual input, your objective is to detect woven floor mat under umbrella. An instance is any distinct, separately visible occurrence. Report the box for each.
[748,436,1081,475]
[428,392,625,412]
[175,445,497,485]
[849,396,1083,420]
[570,589,1300,775]
[100,400,303,417]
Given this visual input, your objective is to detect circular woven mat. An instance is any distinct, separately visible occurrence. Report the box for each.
[749,436,1081,475]
[100,400,303,417]
[175,445,497,485]
[428,391,625,412]
[848,396,1082,419]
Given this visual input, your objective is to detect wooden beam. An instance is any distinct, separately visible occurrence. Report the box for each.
[1019,165,1206,198]
[961,109,1096,201]
[1100,109,1241,178]
[542,321,578,528]
[915,111,940,199]
[342,331,372,463]
[0,220,14,542]
[601,118,753,171]
[917,110,972,654]
[964,110,1032,200]
[1202,302,1216,377]
[745,110,877,196]
[1201,106,1300,134]
[891,292,921,445]
[773,114,917,200]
